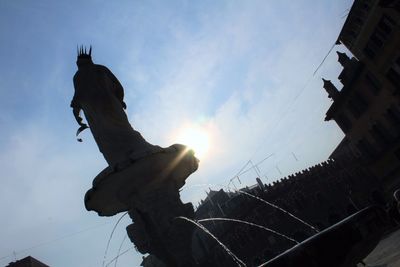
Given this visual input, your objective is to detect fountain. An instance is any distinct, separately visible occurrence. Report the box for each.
[237,190,319,234]
[186,184,392,266]
[260,205,389,267]
[71,47,393,267]
[197,218,299,244]
[72,47,199,266]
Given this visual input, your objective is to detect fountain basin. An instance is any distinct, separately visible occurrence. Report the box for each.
[84,144,198,216]
[260,206,389,267]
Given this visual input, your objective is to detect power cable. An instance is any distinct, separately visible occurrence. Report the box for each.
[230,40,338,186]
[0,222,110,262]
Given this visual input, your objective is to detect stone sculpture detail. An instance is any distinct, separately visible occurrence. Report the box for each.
[72,46,199,266]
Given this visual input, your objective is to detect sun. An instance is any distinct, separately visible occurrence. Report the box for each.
[176,125,210,159]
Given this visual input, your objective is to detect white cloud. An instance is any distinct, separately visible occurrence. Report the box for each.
[120,1,347,204]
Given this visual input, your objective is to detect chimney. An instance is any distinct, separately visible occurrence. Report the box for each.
[322,78,339,101]
[337,51,351,67]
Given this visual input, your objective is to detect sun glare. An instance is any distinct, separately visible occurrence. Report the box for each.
[176,126,210,159]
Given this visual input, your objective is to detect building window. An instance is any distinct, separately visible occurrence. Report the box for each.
[378,15,395,35]
[365,72,381,95]
[386,56,400,90]
[363,15,396,59]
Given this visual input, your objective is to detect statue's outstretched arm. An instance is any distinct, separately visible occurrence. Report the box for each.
[72,77,89,140]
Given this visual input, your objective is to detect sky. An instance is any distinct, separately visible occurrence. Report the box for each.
[0,0,352,266]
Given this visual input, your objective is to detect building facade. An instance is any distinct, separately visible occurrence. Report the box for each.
[325,0,400,197]
[139,1,400,266]
[190,1,400,266]
[192,157,381,266]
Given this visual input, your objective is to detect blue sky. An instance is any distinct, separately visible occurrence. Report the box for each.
[0,0,352,266]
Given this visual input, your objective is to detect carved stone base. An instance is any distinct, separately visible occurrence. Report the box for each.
[126,185,197,266]
[84,144,199,266]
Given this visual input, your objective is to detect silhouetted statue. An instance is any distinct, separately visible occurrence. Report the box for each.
[71,46,162,169]
[72,46,199,267]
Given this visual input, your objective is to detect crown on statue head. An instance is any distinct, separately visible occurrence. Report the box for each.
[77,45,92,59]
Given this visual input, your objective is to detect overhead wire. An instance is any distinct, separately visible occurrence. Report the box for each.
[0,221,110,263]
[240,101,337,184]
[2,16,345,267]
[226,40,339,187]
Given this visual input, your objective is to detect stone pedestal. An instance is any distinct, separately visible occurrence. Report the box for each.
[84,144,199,266]
[126,187,196,266]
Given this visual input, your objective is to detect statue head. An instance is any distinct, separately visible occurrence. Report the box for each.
[76,45,93,68]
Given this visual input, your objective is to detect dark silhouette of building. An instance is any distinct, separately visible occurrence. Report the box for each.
[189,1,400,266]
[325,0,400,197]
[137,1,400,266]
[6,256,49,267]
[192,157,381,266]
